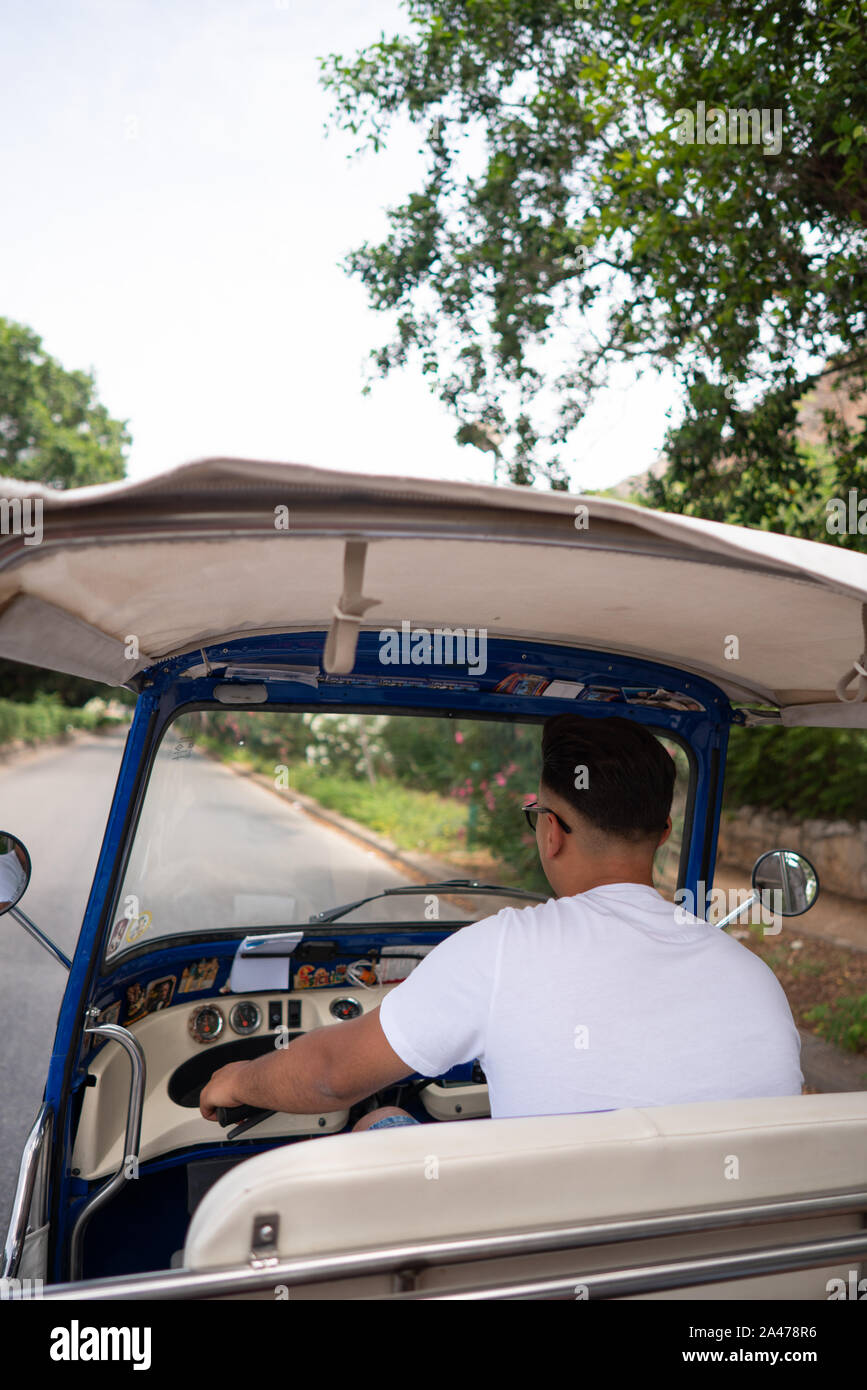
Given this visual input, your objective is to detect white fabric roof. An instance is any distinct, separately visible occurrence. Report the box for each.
[0,457,865,724]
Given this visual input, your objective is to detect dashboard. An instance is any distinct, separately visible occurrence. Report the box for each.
[71,984,489,1181]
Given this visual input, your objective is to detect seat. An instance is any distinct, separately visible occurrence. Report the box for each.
[182,1093,867,1298]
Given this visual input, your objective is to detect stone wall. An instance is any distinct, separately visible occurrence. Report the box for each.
[717,808,867,902]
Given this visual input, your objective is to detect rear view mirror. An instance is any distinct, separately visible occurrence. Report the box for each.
[752,849,819,918]
[0,832,69,969]
[0,833,31,914]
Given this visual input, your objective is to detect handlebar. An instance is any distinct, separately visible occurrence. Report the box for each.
[215,1103,275,1138]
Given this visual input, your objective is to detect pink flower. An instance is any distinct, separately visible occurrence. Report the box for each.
[494,773,506,786]
[454,731,464,744]
[485,793,496,811]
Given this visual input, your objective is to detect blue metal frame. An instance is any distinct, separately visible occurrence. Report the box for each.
[39,630,733,1279]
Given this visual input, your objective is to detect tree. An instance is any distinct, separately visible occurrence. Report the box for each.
[321,0,867,543]
[0,317,130,488]
[0,318,130,703]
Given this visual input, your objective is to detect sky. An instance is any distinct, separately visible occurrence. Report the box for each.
[1,0,678,492]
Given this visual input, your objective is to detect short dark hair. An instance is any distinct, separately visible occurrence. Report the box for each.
[540,713,675,842]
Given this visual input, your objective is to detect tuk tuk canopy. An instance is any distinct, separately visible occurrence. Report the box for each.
[0,457,865,726]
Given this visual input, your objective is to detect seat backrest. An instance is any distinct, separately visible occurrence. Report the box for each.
[183,1093,867,1299]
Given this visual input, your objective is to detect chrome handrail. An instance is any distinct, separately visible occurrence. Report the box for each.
[15,1185,867,1301]
[414,1231,867,1301]
[1,1103,52,1279]
[68,1024,146,1281]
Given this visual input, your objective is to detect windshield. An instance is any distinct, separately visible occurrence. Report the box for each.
[107,709,690,961]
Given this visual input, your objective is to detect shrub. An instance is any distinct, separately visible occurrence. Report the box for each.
[0,693,103,745]
[723,726,867,823]
[804,995,867,1053]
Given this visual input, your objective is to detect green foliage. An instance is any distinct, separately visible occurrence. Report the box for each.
[185,710,684,894]
[189,711,471,857]
[804,995,867,1054]
[0,322,131,706]
[722,725,867,822]
[0,660,135,707]
[0,693,120,745]
[191,710,387,780]
[0,318,129,488]
[288,765,468,857]
[190,709,545,883]
[321,2,867,537]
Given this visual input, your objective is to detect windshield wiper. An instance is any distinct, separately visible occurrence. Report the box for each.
[308,879,547,925]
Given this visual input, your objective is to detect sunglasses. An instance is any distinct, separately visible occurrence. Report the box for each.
[522,802,572,834]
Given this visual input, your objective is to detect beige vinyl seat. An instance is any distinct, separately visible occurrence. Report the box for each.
[183,1092,867,1299]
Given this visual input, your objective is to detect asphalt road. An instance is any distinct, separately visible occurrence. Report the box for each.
[0,729,455,1231]
[0,731,126,1231]
[121,722,459,945]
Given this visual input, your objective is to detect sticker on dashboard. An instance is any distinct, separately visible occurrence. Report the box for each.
[294,963,361,989]
[493,673,550,696]
[178,957,219,994]
[125,974,176,1023]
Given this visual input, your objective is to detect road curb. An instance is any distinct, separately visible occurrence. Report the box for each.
[233,765,491,914]
[247,772,465,881]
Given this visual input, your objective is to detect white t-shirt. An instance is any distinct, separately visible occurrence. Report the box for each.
[379,883,803,1118]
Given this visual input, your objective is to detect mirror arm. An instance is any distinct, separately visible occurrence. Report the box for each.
[8,905,71,971]
[713,891,760,931]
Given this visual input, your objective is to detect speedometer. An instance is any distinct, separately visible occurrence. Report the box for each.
[330,997,362,1021]
[188,1005,224,1044]
[229,1001,262,1035]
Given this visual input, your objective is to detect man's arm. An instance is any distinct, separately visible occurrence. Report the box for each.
[199,1005,413,1119]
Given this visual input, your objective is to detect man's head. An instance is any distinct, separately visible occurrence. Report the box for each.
[533,713,675,896]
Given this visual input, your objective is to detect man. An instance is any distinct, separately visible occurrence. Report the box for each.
[200,714,803,1131]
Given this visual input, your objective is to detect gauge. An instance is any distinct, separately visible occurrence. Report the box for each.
[229,1001,262,1035]
[330,997,362,1021]
[188,1005,224,1044]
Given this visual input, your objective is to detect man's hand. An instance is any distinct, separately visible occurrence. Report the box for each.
[196,1008,412,1121]
[199,1060,253,1121]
